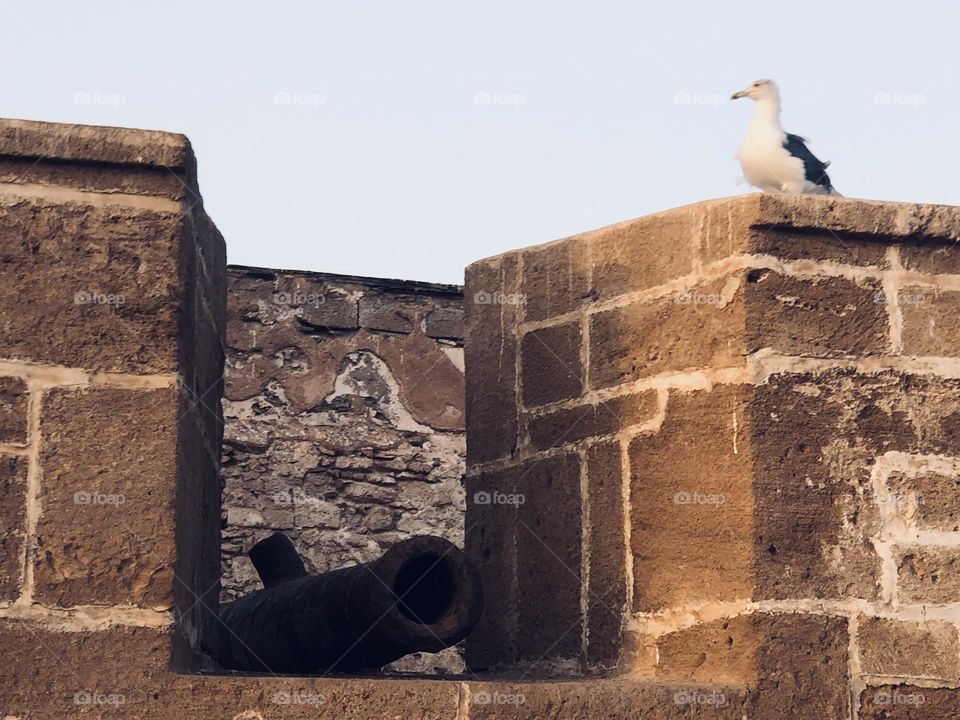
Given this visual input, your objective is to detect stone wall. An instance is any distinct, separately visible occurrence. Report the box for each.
[0,117,226,687]
[2,117,755,720]
[5,116,960,720]
[464,193,960,718]
[220,266,467,672]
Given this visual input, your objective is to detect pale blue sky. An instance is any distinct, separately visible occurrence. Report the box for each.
[4,1,958,283]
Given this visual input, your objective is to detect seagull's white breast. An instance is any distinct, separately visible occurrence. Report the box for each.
[736,129,806,193]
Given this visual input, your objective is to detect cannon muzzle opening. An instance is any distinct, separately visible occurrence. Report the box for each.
[216,533,483,673]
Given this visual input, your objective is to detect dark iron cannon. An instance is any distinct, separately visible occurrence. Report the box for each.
[216,532,483,673]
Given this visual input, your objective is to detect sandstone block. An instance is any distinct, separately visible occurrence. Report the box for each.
[657,613,850,719]
[0,196,183,373]
[585,441,627,666]
[744,269,887,357]
[0,455,27,601]
[629,386,753,612]
[858,617,959,681]
[588,276,744,389]
[33,387,178,606]
[526,390,657,450]
[465,256,521,463]
[515,452,582,661]
[900,285,960,357]
[860,685,959,719]
[520,322,583,407]
[896,547,960,605]
[521,236,591,322]
[0,376,28,444]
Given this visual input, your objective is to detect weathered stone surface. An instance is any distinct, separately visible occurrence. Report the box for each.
[0,195,184,373]
[466,679,748,719]
[463,194,960,676]
[900,285,960,357]
[521,236,592,322]
[464,466,519,670]
[297,293,360,330]
[466,456,584,669]
[0,455,27,601]
[860,685,960,719]
[0,117,192,169]
[0,375,28,444]
[516,452,582,662]
[225,280,464,430]
[33,386,178,606]
[464,453,584,669]
[0,621,464,720]
[900,240,960,275]
[586,441,627,667]
[358,293,421,334]
[222,266,466,673]
[175,394,223,659]
[629,386,753,612]
[589,210,696,299]
[751,194,960,242]
[749,227,890,267]
[858,617,959,681]
[744,269,887,357]
[424,305,464,339]
[521,322,583,407]
[887,469,960,532]
[526,391,658,450]
[896,547,960,604]
[589,275,744,389]
[749,369,960,602]
[465,255,521,464]
[0,157,191,200]
[657,613,850,719]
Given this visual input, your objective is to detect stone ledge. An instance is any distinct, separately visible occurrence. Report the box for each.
[0,117,192,169]
[0,118,198,200]
[468,194,960,276]
[0,617,751,718]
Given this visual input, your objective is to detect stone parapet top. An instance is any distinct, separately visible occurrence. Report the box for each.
[0,117,193,169]
[468,194,960,270]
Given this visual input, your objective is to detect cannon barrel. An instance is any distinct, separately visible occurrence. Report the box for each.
[216,533,483,673]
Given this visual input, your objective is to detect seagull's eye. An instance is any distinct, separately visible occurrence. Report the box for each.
[753,82,760,87]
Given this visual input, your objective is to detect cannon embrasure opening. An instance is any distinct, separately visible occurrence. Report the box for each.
[216,532,483,673]
[393,553,457,624]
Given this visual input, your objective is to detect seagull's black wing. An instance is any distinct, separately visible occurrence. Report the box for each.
[783,133,834,192]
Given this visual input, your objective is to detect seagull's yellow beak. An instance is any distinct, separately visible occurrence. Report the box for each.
[730,89,747,100]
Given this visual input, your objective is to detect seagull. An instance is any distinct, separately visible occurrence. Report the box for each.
[731,79,840,195]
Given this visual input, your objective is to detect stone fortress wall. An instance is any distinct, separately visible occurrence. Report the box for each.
[3,117,960,719]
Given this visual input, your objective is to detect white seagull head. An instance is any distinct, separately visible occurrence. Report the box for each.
[731,78,779,103]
